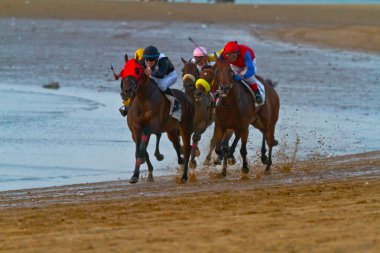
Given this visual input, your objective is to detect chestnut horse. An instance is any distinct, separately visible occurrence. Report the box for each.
[209,55,280,176]
[121,59,194,183]
[181,59,233,168]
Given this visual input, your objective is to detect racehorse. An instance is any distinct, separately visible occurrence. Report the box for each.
[121,59,194,183]
[209,54,280,176]
[119,80,164,162]
[181,58,233,168]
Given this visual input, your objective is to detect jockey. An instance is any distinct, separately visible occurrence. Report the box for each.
[142,45,181,119]
[116,49,143,117]
[221,41,263,104]
[191,46,214,72]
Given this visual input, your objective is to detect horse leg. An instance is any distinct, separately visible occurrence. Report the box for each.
[190,131,201,169]
[167,130,184,165]
[204,124,223,165]
[145,152,154,182]
[130,137,142,184]
[179,126,192,182]
[240,128,249,174]
[261,133,268,165]
[264,127,276,175]
[214,140,224,165]
[138,127,151,164]
[154,133,164,161]
[228,135,240,166]
[221,134,230,177]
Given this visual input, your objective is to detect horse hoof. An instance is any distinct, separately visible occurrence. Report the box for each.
[274,139,279,146]
[264,169,271,175]
[178,176,188,184]
[195,147,201,157]
[261,155,268,165]
[189,160,197,169]
[203,159,211,166]
[213,157,222,165]
[130,176,139,184]
[178,157,184,165]
[228,157,236,166]
[242,167,249,174]
[155,154,164,161]
[147,174,154,182]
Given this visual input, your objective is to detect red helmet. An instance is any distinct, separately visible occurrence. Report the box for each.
[224,41,239,54]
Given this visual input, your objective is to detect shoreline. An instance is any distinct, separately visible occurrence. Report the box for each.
[1,1,380,53]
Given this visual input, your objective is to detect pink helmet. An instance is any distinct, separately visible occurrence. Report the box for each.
[193,47,207,57]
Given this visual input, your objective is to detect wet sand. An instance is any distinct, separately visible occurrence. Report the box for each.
[1,1,380,252]
[1,151,380,252]
[1,0,380,53]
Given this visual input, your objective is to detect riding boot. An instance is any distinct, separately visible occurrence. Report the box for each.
[163,88,182,121]
[249,82,263,105]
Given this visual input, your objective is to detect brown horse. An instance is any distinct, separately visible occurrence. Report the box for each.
[181,59,234,168]
[209,55,280,176]
[121,59,194,183]
[119,80,164,162]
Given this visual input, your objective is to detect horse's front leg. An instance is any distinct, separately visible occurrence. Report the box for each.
[138,128,151,164]
[204,124,223,166]
[240,128,250,174]
[221,133,230,177]
[228,134,240,166]
[190,131,201,169]
[154,133,164,161]
[130,136,142,184]
[145,152,154,182]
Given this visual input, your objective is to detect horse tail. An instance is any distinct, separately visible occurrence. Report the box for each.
[264,79,278,88]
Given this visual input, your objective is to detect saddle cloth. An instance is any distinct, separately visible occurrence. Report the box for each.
[241,79,266,107]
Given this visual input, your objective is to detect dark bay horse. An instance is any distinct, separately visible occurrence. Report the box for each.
[209,55,280,176]
[121,59,194,183]
[181,59,233,168]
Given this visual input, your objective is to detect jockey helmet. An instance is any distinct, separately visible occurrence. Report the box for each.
[143,45,160,60]
[223,41,239,54]
[134,48,144,60]
[193,47,207,57]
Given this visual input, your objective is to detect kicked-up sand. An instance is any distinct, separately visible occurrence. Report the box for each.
[1,1,380,252]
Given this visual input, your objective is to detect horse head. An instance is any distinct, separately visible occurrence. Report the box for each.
[181,57,199,97]
[120,59,146,101]
[214,53,234,97]
[194,68,214,102]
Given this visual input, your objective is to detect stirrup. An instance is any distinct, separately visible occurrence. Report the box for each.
[119,105,128,117]
[173,101,181,112]
[255,94,263,104]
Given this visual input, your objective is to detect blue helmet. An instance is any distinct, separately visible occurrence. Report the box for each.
[143,45,160,60]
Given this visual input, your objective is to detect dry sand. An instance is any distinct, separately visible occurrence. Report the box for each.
[1,1,380,252]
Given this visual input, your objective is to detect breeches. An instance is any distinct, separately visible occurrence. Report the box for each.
[151,70,178,91]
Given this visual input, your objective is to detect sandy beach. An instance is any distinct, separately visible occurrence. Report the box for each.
[1,1,380,252]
